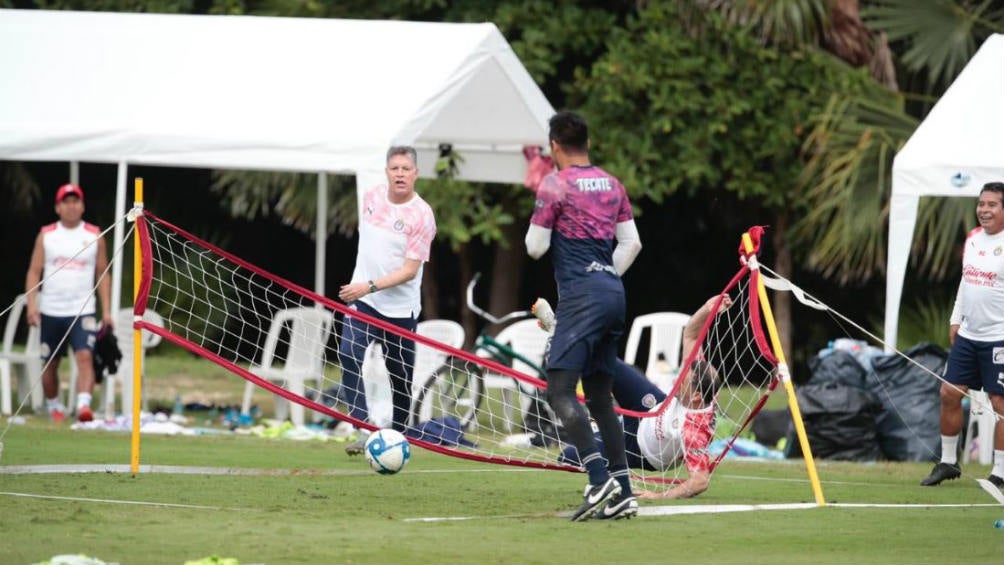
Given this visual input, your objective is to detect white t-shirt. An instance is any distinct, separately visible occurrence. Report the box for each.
[353,185,436,318]
[951,227,1004,342]
[637,396,715,472]
[39,221,101,317]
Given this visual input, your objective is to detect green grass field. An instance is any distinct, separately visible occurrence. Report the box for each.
[1,349,1003,565]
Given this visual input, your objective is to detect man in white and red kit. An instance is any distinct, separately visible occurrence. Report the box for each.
[922,181,1004,488]
[25,183,112,423]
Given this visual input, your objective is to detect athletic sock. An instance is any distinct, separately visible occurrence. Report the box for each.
[994,450,1004,478]
[581,452,609,486]
[46,397,65,413]
[76,392,92,410]
[941,434,960,465]
[611,467,632,496]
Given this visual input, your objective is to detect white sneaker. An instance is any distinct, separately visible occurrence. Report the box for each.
[330,421,355,439]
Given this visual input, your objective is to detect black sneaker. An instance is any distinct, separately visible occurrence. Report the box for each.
[988,474,1004,489]
[920,462,962,486]
[593,492,638,520]
[569,478,621,522]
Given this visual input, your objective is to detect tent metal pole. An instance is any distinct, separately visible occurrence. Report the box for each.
[70,161,79,185]
[111,161,127,317]
[315,172,327,297]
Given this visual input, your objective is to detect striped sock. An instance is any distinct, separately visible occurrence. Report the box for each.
[611,467,632,496]
[581,452,608,486]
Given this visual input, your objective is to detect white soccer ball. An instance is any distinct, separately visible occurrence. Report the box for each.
[364,428,411,475]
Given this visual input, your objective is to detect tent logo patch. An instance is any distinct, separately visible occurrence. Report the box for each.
[951,172,971,188]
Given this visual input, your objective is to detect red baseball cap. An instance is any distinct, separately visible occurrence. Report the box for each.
[55,183,84,203]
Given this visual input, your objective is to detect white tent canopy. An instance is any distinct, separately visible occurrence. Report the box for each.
[0,9,555,307]
[885,34,1004,350]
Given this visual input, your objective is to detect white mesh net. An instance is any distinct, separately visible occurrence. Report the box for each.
[139,212,781,490]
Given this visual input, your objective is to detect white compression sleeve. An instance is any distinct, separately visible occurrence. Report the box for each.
[525,224,552,259]
[613,220,642,275]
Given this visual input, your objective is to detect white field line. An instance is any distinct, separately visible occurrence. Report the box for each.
[0,464,542,476]
[0,465,877,489]
[2,464,999,518]
[0,490,240,510]
[1,487,994,518]
[0,464,372,475]
[3,465,999,517]
[404,501,1001,522]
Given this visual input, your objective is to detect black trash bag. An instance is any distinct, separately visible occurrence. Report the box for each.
[866,342,946,462]
[807,350,868,388]
[786,382,884,461]
[752,408,791,448]
[92,324,122,384]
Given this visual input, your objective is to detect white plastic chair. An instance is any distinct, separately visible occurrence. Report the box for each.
[241,307,333,426]
[413,319,466,391]
[964,390,997,465]
[89,308,164,418]
[483,319,549,432]
[363,319,466,429]
[0,294,41,414]
[624,312,691,393]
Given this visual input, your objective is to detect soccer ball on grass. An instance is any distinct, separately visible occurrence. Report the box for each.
[364,428,411,474]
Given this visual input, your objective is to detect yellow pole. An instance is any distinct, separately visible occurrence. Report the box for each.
[742,232,826,506]
[130,178,144,474]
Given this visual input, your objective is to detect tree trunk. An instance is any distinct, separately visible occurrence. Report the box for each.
[457,243,476,349]
[771,212,793,363]
[488,221,526,337]
[421,252,440,320]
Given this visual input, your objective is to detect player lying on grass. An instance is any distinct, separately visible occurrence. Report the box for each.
[544,294,730,499]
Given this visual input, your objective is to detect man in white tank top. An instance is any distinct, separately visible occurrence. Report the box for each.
[337,146,437,454]
[25,184,112,423]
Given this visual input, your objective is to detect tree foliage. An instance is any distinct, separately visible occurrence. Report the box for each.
[864,0,1004,91]
[794,0,1004,285]
[417,149,519,253]
[571,4,876,213]
[210,171,359,237]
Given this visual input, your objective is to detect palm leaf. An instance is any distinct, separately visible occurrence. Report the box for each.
[863,0,999,89]
[210,170,358,237]
[0,162,41,212]
[697,0,831,47]
[793,92,917,283]
[913,195,972,280]
[888,291,954,350]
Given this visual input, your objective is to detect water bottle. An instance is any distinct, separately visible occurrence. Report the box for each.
[173,394,184,416]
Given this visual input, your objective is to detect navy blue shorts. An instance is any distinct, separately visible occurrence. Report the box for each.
[546,292,625,376]
[944,334,1004,395]
[612,360,665,470]
[40,314,98,360]
[609,360,666,412]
